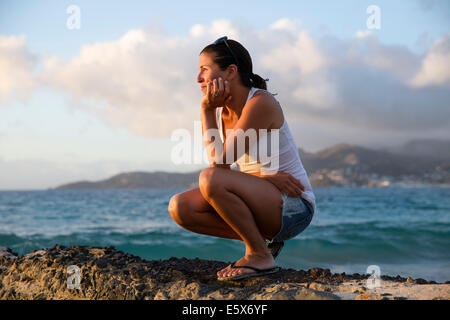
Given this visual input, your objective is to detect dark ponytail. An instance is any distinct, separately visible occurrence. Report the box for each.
[230,71,268,90]
[249,73,268,90]
[200,38,276,95]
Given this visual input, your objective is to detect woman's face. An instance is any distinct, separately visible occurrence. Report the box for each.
[197,52,226,95]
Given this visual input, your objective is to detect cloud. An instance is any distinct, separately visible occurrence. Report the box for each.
[252,25,449,133]
[39,22,251,138]
[269,18,301,32]
[260,29,326,74]
[354,30,373,39]
[4,19,450,144]
[0,34,37,104]
[40,29,204,138]
[409,34,450,88]
[189,19,240,39]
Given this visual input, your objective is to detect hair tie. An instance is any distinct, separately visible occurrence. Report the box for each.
[248,73,255,84]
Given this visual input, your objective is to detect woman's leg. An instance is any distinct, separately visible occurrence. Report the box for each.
[198,167,283,278]
[168,187,242,240]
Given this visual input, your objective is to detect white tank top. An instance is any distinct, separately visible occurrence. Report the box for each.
[215,87,316,212]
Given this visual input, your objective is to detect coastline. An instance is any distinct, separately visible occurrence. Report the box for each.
[0,245,448,300]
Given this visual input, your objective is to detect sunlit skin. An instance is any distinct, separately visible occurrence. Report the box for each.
[168,51,306,280]
[196,51,252,124]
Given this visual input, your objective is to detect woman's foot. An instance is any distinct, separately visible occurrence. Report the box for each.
[216,252,276,279]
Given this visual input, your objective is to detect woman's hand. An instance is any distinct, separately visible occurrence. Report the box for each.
[201,77,232,110]
[264,171,306,197]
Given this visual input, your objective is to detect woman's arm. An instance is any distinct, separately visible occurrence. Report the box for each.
[248,171,305,197]
[201,107,230,169]
[200,77,275,170]
[200,77,233,168]
[206,90,275,166]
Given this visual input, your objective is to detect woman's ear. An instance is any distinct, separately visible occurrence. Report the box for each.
[226,64,238,81]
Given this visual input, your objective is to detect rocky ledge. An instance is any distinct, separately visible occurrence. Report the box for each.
[0,245,448,300]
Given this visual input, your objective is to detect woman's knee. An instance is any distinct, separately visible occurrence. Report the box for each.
[199,167,224,198]
[168,194,192,227]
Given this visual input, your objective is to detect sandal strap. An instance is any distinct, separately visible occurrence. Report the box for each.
[230,262,264,273]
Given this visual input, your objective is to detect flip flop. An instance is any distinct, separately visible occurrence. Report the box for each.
[217,262,280,281]
[267,241,284,259]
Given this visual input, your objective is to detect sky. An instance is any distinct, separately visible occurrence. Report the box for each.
[0,0,449,190]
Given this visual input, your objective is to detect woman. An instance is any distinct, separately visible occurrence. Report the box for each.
[168,37,316,281]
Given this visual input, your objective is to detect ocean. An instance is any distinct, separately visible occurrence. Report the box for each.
[0,187,449,283]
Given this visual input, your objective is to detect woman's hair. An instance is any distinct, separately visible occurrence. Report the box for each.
[200,39,270,91]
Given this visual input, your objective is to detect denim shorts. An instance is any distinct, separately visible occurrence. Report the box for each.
[268,194,314,242]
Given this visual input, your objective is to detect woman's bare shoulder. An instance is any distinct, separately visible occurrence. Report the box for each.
[252,89,280,107]
[250,89,284,128]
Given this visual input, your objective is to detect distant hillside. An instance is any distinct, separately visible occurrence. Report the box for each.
[52,139,450,189]
[299,139,450,186]
[299,143,443,177]
[381,139,450,161]
[52,171,201,190]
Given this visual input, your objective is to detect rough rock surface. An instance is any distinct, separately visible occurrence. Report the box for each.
[0,245,448,300]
